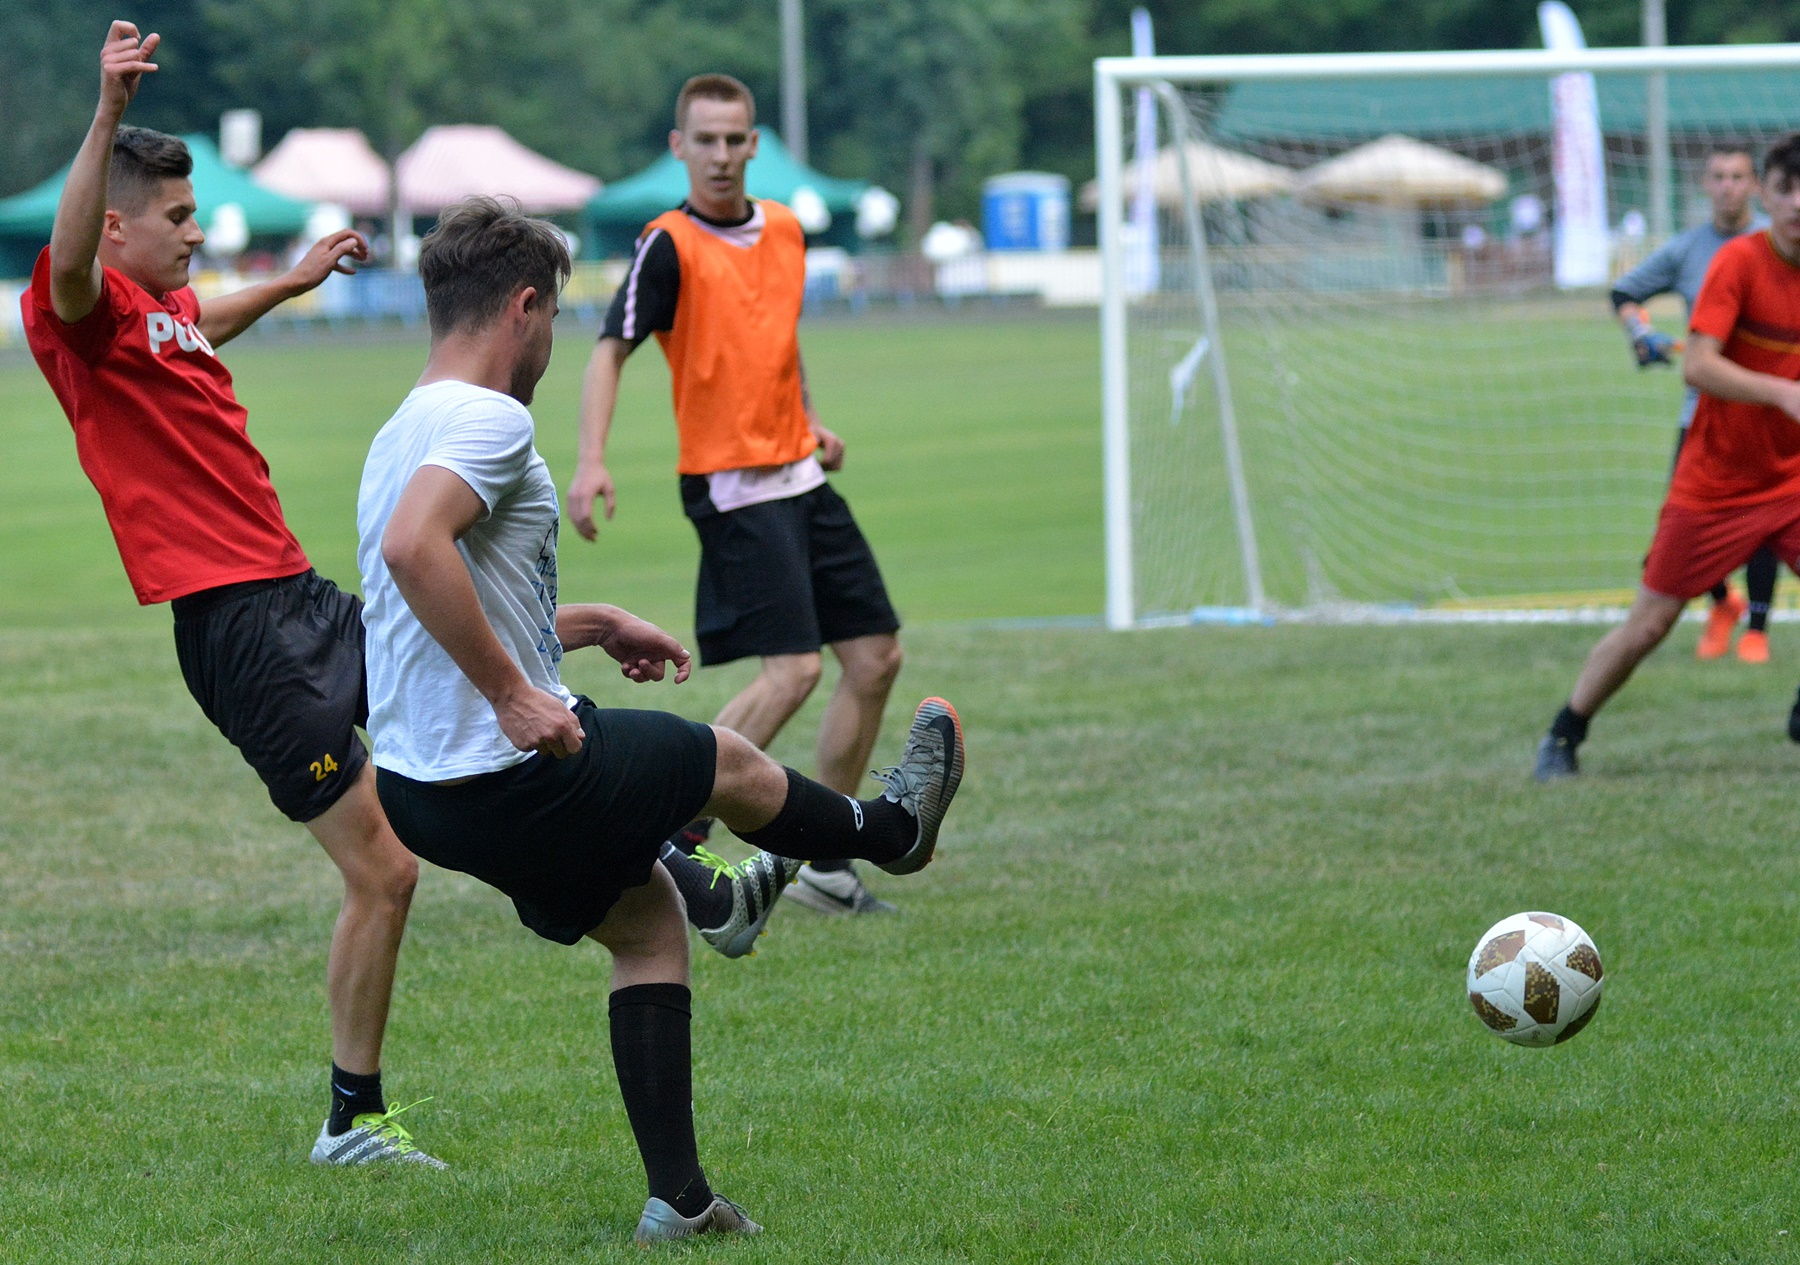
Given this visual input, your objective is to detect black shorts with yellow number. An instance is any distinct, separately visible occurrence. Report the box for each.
[172,569,369,824]
[375,699,717,945]
[681,479,901,667]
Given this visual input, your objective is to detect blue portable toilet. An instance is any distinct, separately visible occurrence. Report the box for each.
[982,171,1070,252]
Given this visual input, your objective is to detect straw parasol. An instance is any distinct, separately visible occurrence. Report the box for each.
[1298,134,1506,208]
[1079,140,1296,211]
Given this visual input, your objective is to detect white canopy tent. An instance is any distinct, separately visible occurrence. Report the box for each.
[396,125,601,215]
[253,128,391,217]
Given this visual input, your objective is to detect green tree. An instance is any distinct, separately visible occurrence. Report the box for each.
[810,0,1087,241]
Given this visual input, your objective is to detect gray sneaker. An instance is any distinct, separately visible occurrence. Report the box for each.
[697,851,803,958]
[634,1194,762,1245]
[309,1100,446,1169]
[872,697,964,875]
[1533,733,1578,782]
[784,862,898,915]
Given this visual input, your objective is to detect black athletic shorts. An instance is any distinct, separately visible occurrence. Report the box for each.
[374,699,717,945]
[172,569,369,824]
[680,479,901,667]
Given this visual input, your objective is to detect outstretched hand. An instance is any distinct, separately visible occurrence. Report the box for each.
[284,230,370,294]
[595,611,692,684]
[100,21,161,117]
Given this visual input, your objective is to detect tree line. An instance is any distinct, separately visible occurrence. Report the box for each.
[5,0,1794,243]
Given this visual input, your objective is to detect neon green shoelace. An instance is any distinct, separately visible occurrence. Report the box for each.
[692,845,743,889]
[353,1096,433,1150]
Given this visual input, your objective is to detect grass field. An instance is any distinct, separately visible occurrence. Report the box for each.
[5,311,1800,1263]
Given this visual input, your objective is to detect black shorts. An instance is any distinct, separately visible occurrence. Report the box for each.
[172,570,369,824]
[374,699,716,945]
[681,479,901,667]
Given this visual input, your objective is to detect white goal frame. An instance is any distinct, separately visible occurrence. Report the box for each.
[1095,44,1800,630]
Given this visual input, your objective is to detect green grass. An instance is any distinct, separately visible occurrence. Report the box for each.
[5,313,1800,1262]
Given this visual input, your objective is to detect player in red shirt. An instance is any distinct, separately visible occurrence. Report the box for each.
[20,21,441,1165]
[1536,132,1800,780]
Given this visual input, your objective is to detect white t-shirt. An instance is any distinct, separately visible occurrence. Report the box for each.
[357,379,574,781]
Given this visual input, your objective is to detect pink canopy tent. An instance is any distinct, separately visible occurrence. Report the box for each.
[395,125,601,215]
[252,128,391,217]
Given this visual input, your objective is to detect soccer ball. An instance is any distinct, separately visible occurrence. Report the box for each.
[1466,911,1603,1047]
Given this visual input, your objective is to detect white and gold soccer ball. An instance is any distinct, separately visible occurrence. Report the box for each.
[1466,911,1604,1047]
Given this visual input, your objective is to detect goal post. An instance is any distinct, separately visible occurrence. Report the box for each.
[1094,44,1800,629]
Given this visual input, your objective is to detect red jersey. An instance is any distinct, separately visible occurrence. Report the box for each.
[22,248,309,604]
[1670,232,1800,511]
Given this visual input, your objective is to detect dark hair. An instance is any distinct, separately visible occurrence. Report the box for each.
[109,127,191,215]
[1705,142,1757,173]
[418,196,571,337]
[1763,134,1800,184]
[675,73,755,130]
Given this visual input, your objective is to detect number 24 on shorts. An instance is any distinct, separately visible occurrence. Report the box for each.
[309,752,340,782]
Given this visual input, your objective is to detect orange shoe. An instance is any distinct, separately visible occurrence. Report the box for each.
[1697,589,1748,659]
[1737,629,1771,663]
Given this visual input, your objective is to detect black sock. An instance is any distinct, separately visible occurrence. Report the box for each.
[733,767,912,866]
[1550,705,1589,745]
[1710,581,1730,604]
[328,1064,384,1136]
[609,983,711,1218]
[666,819,714,856]
[1747,547,1779,625]
[660,841,735,930]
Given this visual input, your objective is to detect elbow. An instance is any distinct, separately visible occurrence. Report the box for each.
[381,527,431,586]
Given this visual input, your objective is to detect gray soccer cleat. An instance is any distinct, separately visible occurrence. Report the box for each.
[783,862,898,915]
[697,850,803,958]
[309,1100,447,1169]
[872,697,964,876]
[633,1194,762,1245]
[1533,733,1579,782]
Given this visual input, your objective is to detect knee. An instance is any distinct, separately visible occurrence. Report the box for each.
[761,655,823,708]
[845,638,904,695]
[346,840,419,915]
[706,726,788,820]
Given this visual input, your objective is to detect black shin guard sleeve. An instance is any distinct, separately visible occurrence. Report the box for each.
[733,766,912,866]
[608,983,711,1216]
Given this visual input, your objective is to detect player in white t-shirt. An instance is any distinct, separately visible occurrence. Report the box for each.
[356,197,964,1246]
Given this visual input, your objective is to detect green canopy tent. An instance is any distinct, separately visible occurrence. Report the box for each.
[0,133,314,277]
[585,129,869,256]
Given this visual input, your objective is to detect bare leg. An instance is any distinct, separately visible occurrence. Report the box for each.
[711,652,821,748]
[304,763,418,1076]
[587,863,690,988]
[814,633,903,795]
[1568,587,1685,718]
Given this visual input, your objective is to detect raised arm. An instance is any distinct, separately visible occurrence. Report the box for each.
[568,336,634,540]
[381,464,584,758]
[48,21,161,324]
[1684,333,1800,422]
[199,229,368,347]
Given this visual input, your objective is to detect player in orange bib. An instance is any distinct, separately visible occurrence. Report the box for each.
[571,74,907,918]
[1536,133,1800,780]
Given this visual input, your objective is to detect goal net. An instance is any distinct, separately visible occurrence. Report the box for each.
[1094,46,1800,628]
